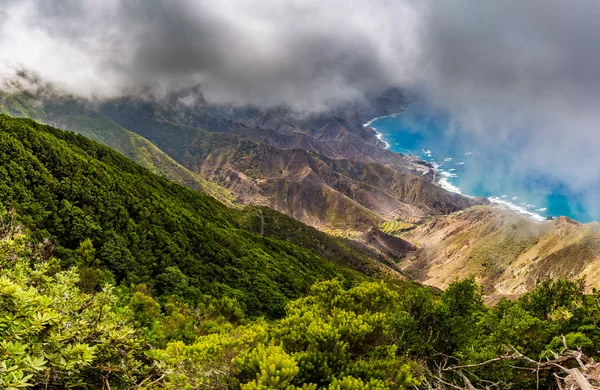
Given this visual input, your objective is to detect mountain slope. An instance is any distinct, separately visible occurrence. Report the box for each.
[191,136,484,230]
[98,100,485,232]
[0,114,409,317]
[0,92,235,205]
[401,205,600,301]
[229,87,411,147]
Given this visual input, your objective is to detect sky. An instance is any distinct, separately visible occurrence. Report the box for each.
[1,0,600,212]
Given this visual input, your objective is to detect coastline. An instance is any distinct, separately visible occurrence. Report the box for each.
[364,113,548,223]
[488,197,546,222]
[363,112,400,149]
[375,130,391,149]
[433,165,466,195]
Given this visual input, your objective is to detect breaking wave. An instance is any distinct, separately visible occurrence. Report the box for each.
[489,197,546,222]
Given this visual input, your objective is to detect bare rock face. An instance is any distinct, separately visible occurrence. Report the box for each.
[401,205,600,301]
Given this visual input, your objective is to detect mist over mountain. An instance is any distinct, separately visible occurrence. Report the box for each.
[2,0,600,214]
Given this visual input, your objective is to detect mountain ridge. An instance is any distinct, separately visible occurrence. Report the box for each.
[9,88,596,304]
[0,92,236,205]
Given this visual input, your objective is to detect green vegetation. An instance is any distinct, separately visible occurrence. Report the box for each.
[0,114,382,318]
[3,217,600,389]
[0,92,236,205]
[0,227,146,389]
[379,220,414,236]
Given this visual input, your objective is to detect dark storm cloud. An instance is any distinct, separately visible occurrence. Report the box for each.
[0,0,420,110]
[420,0,600,111]
[117,0,420,109]
[2,0,600,191]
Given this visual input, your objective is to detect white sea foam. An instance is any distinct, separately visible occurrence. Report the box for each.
[363,111,402,150]
[457,162,464,165]
[435,172,545,222]
[436,169,466,195]
[436,166,545,221]
[439,170,457,178]
[362,112,402,128]
[438,175,464,194]
[489,197,546,222]
[364,114,546,222]
[434,165,544,220]
[374,131,391,149]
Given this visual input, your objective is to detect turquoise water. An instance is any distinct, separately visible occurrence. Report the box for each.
[367,104,595,223]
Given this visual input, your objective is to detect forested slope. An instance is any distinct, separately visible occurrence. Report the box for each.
[0,92,235,205]
[1,115,600,389]
[0,114,394,317]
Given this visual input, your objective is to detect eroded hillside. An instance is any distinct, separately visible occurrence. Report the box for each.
[402,205,600,301]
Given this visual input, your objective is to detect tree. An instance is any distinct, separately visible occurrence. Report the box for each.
[0,226,148,389]
[274,280,420,388]
[74,238,103,293]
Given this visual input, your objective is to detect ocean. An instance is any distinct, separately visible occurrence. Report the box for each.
[366,103,595,223]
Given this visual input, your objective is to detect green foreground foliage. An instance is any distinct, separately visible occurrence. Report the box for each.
[2,220,600,389]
